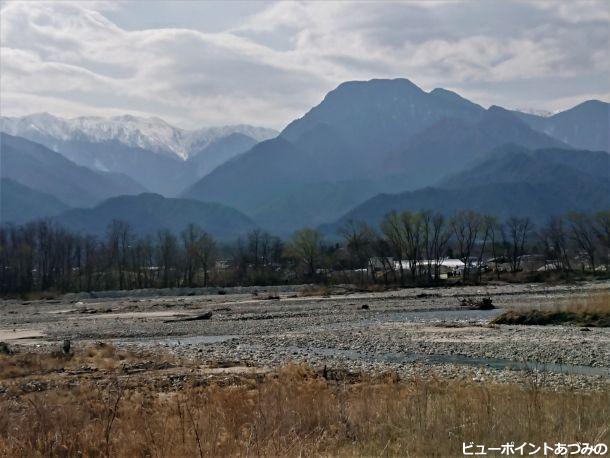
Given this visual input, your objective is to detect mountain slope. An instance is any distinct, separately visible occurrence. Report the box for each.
[1,178,70,224]
[386,106,567,187]
[186,132,258,179]
[441,145,610,188]
[0,133,146,207]
[42,139,189,196]
[251,178,411,235]
[328,146,610,232]
[513,100,609,151]
[182,137,329,212]
[328,182,607,231]
[54,193,257,240]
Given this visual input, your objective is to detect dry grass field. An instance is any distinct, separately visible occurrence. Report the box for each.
[0,344,608,457]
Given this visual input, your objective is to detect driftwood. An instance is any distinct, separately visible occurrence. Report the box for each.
[164,311,212,323]
[459,297,494,310]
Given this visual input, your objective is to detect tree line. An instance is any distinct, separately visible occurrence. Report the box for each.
[1,210,609,296]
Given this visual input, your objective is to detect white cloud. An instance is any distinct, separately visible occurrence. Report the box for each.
[0,0,608,129]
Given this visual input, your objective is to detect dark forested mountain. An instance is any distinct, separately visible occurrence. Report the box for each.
[513,100,609,152]
[327,146,610,233]
[54,193,257,240]
[1,178,70,224]
[0,133,146,208]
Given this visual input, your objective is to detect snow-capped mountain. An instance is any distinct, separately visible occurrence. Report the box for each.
[0,113,277,160]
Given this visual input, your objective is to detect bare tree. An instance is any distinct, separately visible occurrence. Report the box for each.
[381,212,406,284]
[195,232,217,287]
[105,220,132,290]
[593,211,610,269]
[340,220,376,284]
[157,230,178,288]
[483,216,502,279]
[285,228,323,280]
[247,229,262,269]
[475,217,493,282]
[539,217,571,271]
[182,224,198,287]
[450,211,482,280]
[401,211,424,280]
[568,212,597,271]
[504,217,532,273]
[430,213,451,281]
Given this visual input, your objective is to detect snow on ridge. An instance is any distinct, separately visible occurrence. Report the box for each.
[513,107,556,117]
[0,113,278,160]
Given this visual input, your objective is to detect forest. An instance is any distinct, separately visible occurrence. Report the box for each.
[1,210,609,296]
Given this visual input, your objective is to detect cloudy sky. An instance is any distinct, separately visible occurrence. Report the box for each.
[1,0,608,129]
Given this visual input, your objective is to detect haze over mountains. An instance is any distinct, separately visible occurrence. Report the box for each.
[326,146,610,234]
[1,78,608,238]
[0,114,277,195]
[1,133,145,208]
[0,113,277,160]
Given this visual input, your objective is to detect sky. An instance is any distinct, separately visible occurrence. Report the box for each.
[1,0,608,130]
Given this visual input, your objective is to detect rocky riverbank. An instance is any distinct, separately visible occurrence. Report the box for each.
[2,281,609,390]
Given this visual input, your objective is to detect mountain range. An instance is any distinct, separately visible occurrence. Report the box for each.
[325,145,610,234]
[0,114,277,195]
[512,100,609,152]
[0,113,277,160]
[182,78,607,233]
[1,78,608,238]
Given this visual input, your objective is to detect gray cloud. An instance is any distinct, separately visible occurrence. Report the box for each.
[1,0,608,129]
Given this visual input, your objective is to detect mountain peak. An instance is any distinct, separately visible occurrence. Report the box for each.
[568,99,609,112]
[328,78,425,101]
[430,87,462,99]
[487,105,509,113]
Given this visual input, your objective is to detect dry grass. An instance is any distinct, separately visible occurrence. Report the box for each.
[299,285,332,297]
[492,293,610,327]
[0,347,609,457]
[0,343,141,379]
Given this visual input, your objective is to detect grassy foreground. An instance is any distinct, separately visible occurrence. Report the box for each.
[0,345,608,457]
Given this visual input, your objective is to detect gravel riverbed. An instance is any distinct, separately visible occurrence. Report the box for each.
[2,281,609,390]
